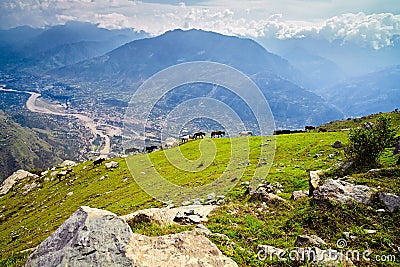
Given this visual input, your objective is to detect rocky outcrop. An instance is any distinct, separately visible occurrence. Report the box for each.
[25,206,133,267]
[309,170,323,196]
[26,206,236,267]
[121,205,217,226]
[312,179,376,205]
[291,190,308,201]
[378,192,400,212]
[248,182,286,203]
[0,170,35,196]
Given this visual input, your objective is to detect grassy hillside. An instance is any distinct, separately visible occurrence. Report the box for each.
[0,110,63,181]
[1,111,399,266]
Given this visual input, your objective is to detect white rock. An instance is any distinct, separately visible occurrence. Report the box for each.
[60,160,77,167]
[105,161,119,169]
[0,170,34,196]
[26,206,236,267]
[312,179,376,205]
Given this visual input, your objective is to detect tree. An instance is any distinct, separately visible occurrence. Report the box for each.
[345,116,396,168]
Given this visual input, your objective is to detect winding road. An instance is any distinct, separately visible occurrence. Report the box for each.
[0,88,111,156]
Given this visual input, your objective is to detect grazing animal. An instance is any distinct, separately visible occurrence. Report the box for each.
[93,157,105,167]
[305,126,315,131]
[211,131,225,138]
[318,128,328,132]
[193,132,206,139]
[145,145,159,153]
[239,131,253,136]
[180,135,193,143]
[57,168,73,182]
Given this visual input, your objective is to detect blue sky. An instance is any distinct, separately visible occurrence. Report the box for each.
[1,0,399,49]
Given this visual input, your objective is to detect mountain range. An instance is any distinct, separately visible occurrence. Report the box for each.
[1,23,399,123]
[49,28,342,128]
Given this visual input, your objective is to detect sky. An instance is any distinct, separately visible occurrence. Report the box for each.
[1,0,400,49]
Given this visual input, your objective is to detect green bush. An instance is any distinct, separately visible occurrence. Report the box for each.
[345,116,396,168]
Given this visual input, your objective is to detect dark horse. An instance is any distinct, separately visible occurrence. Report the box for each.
[193,132,206,139]
[211,131,225,138]
[305,126,315,131]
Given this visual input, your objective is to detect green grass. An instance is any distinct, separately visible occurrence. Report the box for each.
[1,111,400,266]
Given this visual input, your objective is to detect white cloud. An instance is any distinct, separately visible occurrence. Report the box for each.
[0,0,399,49]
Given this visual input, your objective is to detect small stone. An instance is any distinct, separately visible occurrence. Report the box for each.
[294,234,327,247]
[341,161,353,172]
[207,192,216,200]
[376,208,385,215]
[291,190,309,201]
[66,192,73,196]
[343,232,350,239]
[378,192,400,212]
[188,215,202,223]
[332,141,342,148]
[105,161,119,169]
[195,224,212,235]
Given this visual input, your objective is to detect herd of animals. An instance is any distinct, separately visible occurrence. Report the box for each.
[126,127,327,154]
[55,121,400,182]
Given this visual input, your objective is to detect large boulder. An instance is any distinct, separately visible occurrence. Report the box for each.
[25,206,133,267]
[312,179,376,205]
[0,170,35,196]
[126,231,237,267]
[26,206,234,267]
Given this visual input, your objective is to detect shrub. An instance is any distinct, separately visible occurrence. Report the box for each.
[345,116,396,168]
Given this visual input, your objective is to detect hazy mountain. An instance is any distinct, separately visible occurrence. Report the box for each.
[321,65,400,117]
[278,47,347,92]
[0,21,148,73]
[259,36,400,78]
[51,29,343,128]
